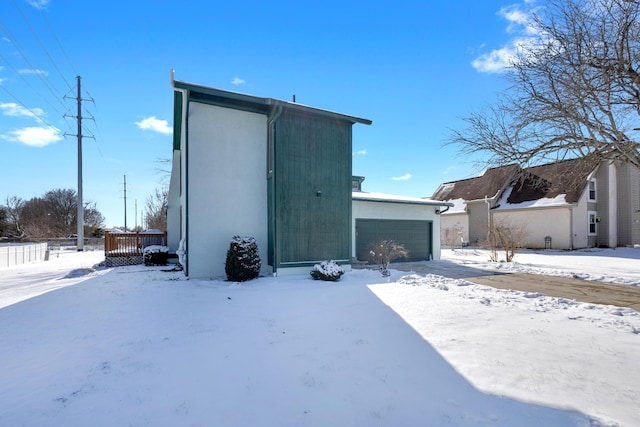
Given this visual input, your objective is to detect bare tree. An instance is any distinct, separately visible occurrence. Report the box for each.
[485,218,530,262]
[3,196,26,238]
[368,240,409,276]
[0,206,7,237]
[443,223,464,250]
[84,201,106,237]
[43,189,77,237]
[145,187,168,231]
[449,0,640,177]
[1,191,105,240]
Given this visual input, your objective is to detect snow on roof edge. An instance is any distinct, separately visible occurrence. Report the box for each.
[352,191,454,206]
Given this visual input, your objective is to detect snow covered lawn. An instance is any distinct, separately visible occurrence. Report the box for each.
[0,248,638,426]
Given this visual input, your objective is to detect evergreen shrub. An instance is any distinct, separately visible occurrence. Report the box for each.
[310,260,345,281]
[225,236,261,282]
[143,245,169,266]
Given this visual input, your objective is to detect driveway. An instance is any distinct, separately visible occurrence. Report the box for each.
[389,261,640,311]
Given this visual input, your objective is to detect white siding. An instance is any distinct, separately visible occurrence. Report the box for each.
[617,162,640,246]
[352,200,442,260]
[607,162,618,247]
[467,201,490,244]
[493,208,572,249]
[440,213,469,247]
[186,102,269,278]
[571,193,589,249]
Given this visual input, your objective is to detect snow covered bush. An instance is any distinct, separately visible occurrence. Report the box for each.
[368,240,409,277]
[225,236,261,282]
[310,260,345,281]
[143,245,169,266]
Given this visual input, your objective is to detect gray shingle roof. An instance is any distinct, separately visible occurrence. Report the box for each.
[431,164,520,201]
[508,157,600,204]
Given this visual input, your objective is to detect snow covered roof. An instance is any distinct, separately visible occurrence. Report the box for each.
[504,158,598,205]
[440,198,467,214]
[493,186,572,210]
[431,164,519,202]
[432,158,601,211]
[353,191,454,207]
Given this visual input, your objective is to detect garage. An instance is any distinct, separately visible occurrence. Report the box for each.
[355,219,433,262]
[351,185,453,264]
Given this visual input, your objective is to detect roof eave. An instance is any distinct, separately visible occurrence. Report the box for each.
[173,79,372,125]
[353,194,454,207]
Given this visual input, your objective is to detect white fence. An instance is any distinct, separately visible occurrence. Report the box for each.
[0,243,48,268]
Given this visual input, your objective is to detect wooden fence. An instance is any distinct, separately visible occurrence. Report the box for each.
[104,231,167,267]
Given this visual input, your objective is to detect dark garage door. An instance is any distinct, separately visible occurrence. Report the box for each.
[356,219,432,262]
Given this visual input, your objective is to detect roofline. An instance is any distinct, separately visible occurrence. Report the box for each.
[352,192,454,207]
[172,79,372,125]
[492,202,578,212]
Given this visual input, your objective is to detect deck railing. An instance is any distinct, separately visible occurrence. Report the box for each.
[104,231,167,266]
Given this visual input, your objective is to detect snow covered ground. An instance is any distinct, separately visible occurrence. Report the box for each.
[0,247,638,426]
[442,246,640,286]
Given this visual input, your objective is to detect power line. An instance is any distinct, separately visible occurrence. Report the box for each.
[0,83,59,130]
[0,52,67,117]
[11,0,72,91]
[83,90,106,157]
[37,4,79,78]
[0,18,68,112]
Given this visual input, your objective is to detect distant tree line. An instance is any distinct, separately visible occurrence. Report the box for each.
[0,189,105,240]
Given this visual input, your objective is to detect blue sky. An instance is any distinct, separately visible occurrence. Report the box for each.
[0,0,537,228]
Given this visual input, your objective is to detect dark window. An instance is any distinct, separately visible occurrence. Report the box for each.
[588,180,596,201]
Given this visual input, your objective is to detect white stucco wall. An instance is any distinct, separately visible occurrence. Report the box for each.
[352,199,442,260]
[186,102,269,278]
[492,208,573,249]
[167,150,182,253]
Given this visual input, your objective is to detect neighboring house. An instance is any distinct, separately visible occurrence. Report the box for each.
[431,158,640,250]
[351,176,453,263]
[431,164,519,246]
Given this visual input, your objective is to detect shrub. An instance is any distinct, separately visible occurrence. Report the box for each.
[368,240,409,276]
[225,236,261,282]
[484,218,529,262]
[443,223,464,250]
[143,245,169,266]
[310,260,345,281]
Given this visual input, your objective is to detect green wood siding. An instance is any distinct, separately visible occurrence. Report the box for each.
[173,91,183,150]
[273,109,352,267]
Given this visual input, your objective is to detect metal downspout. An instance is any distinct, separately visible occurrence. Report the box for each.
[569,205,574,250]
[485,195,491,240]
[267,105,283,275]
[436,205,450,214]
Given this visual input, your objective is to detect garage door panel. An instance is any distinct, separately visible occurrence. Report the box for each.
[356,219,432,262]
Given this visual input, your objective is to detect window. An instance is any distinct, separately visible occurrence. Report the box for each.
[588,179,596,201]
[588,211,598,235]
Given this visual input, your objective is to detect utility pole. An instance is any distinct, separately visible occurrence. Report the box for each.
[64,76,91,251]
[123,175,127,232]
[76,76,83,251]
